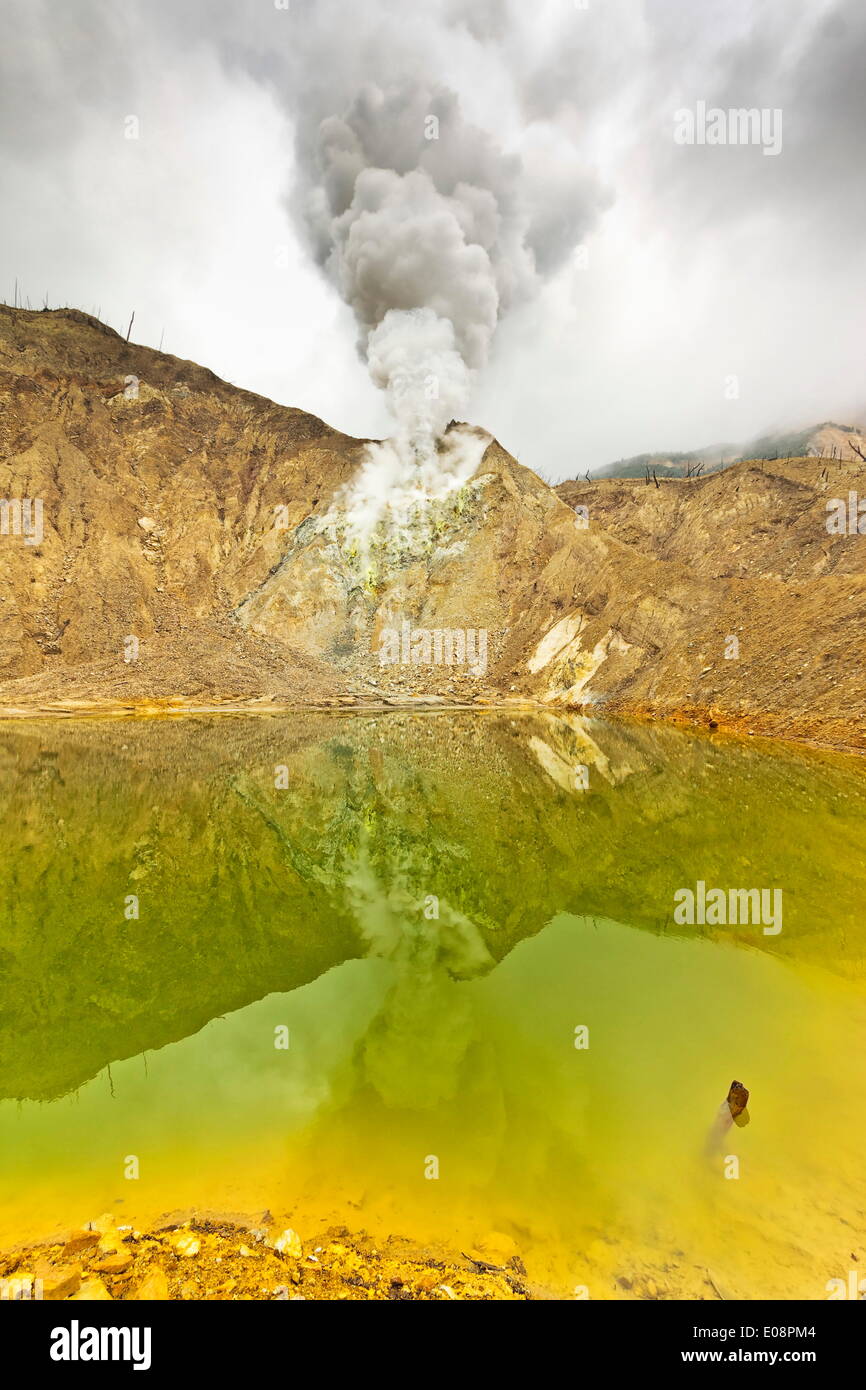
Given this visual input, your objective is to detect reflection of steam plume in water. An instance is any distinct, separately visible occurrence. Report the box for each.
[284,0,610,536]
[344,843,493,1109]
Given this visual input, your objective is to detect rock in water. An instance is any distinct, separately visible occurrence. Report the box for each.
[71,1277,113,1301]
[32,1262,82,1300]
[168,1231,200,1258]
[131,1268,170,1300]
[270,1229,303,1258]
[62,1229,100,1259]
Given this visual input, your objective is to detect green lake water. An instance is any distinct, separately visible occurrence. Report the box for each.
[1,711,865,1298]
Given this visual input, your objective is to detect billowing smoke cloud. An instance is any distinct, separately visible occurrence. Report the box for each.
[299,83,532,377]
[282,0,610,497]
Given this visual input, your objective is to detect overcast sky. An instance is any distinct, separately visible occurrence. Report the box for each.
[1,0,863,479]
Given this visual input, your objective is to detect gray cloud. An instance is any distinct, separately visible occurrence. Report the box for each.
[269,0,612,457]
[0,0,862,477]
[646,0,866,243]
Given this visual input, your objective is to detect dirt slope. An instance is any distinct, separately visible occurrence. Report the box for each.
[554,467,866,746]
[0,306,362,708]
[1,307,864,747]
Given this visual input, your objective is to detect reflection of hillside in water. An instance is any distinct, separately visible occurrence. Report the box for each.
[1,711,865,1102]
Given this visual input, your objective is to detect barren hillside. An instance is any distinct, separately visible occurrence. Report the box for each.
[1,307,864,748]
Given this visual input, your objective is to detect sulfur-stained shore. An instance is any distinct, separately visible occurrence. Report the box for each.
[0,693,863,758]
[0,1211,533,1302]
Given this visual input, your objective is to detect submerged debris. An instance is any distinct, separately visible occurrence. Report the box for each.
[727,1079,751,1128]
[705,1078,751,1156]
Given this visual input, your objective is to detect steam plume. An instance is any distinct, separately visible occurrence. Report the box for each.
[282,0,610,526]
